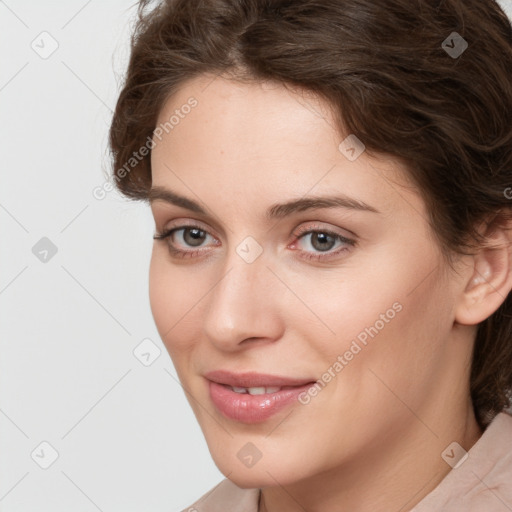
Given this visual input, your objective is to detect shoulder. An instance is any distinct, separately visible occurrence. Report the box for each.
[411,410,512,512]
[180,478,260,512]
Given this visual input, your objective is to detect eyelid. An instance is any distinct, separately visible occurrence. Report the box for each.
[292,221,355,240]
[157,220,353,244]
[160,218,217,236]
[152,206,227,239]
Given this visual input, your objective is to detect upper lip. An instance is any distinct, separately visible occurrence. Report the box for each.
[204,369,316,388]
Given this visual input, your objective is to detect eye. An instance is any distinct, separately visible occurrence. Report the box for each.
[290,224,356,261]
[153,224,218,258]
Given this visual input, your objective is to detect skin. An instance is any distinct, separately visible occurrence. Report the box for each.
[148,73,512,512]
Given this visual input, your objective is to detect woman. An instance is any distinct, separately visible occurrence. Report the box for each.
[108,0,512,510]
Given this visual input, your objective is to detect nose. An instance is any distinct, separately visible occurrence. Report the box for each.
[202,244,284,352]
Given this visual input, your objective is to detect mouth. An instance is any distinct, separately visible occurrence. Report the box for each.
[204,370,317,424]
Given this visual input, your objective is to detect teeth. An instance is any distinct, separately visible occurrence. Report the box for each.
[248,387,266,395]
[230,386,282,394]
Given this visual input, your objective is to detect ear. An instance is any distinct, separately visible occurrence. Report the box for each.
[455,211,512,326]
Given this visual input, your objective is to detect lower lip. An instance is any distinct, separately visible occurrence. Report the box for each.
[208,380,315,424]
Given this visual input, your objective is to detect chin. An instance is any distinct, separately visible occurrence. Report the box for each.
[214,455,304,489]
[224,471,283,489]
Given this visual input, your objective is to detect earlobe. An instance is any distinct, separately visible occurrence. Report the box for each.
[454,215,512,326]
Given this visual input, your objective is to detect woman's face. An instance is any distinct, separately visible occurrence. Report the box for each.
[148,74,474,487]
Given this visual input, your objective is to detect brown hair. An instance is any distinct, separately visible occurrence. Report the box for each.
[109,0,512,428]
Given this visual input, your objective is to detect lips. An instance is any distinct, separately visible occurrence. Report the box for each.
[204,369,315,388]
[205,370,317,423]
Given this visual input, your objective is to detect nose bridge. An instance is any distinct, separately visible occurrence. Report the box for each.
[202,238,281,347]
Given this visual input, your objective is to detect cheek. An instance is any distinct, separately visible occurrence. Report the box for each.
[307,248,451,386]
[285,259,404,358]
[149,249,166,323]
[148,249,192,354]
[337,271,453,411]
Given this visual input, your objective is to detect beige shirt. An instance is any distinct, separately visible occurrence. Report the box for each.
[181,411,512,512]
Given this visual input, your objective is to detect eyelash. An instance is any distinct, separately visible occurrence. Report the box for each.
[153,223,357,261]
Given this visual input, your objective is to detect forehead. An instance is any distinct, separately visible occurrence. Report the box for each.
[151,74,422,219]
[154,73,340,156]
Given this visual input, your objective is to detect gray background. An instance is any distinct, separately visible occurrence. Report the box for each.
[1,1,511,511]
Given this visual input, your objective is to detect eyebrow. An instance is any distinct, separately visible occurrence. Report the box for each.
[148,186,380,219]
